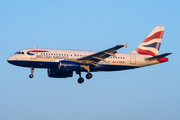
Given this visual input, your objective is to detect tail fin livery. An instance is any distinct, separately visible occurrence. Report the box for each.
[132,26,165,56]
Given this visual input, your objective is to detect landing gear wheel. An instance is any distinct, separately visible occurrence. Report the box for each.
[86,73,92,79]
[29,67,34,78]
[29,74,34,78]
[78,77,84,84]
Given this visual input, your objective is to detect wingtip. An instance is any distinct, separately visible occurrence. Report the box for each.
[124,43,128,48]
[167,53,172,56]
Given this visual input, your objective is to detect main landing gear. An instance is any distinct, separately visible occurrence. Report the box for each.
[29,68,34,78]
[86,73,92,79]
[76,71,93,84]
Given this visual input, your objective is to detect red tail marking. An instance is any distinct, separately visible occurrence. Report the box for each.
[142,31,164,43]
[27,50,49,53]
[157,57,168,63]
[135,48,157,56]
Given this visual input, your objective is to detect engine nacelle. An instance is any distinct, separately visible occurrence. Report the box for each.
[48,69,73,78]
[58,60,81,71]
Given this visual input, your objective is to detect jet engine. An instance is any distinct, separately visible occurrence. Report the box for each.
[58,60,81,71]
[48,69,73,78]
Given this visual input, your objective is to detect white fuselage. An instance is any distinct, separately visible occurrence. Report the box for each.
[7,48,160,71]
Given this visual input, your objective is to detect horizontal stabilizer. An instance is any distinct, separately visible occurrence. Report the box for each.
[146,53,172,61]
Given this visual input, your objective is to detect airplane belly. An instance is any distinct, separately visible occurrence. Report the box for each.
[8,60,58,69]
[91,64,138,72]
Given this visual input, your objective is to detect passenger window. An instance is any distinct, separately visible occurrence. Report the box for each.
[22,52,24,54]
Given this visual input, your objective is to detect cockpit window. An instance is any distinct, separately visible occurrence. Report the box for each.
[14,51,24,55]
[14,52,18,55]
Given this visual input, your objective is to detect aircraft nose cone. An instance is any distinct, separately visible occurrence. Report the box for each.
[7,58,10,63]
[7,56,16,64]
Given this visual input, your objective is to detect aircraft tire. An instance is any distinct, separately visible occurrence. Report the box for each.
[86,73,92,79]
[29,74,34,78]
[78,77,84,84]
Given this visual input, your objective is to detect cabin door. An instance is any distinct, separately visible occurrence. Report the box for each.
[130,54,136,65]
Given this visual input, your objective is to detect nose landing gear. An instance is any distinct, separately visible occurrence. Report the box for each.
[29,68,34,78]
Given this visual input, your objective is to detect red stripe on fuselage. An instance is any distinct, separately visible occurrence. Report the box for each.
[142,31,164,43]
[27,50,49,53]
[135,48,157,56]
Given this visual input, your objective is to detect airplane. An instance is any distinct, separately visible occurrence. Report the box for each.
[7,26,171,84]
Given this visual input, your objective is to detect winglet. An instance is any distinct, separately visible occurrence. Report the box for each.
[124,43,128,48]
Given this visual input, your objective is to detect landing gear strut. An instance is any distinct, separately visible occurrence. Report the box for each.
[76,70,93,84]
[76,71,84,84]
[29,68,34,78]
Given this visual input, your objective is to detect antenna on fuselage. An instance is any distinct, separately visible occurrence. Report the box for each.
[34,46,36,48]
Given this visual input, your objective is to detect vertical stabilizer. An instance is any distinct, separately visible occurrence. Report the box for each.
[132,26,165,56]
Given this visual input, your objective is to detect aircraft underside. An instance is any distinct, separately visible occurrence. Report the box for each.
[8,60,139,84]
[8,60,138,71]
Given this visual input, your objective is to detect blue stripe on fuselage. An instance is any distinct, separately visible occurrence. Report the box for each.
[7,60,58,69]
[91,64,138,71]
[7,60,138,71]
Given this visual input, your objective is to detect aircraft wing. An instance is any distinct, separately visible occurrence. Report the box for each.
[76,43,128,66]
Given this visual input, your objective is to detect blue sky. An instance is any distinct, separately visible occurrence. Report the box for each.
[0,0,179,120]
